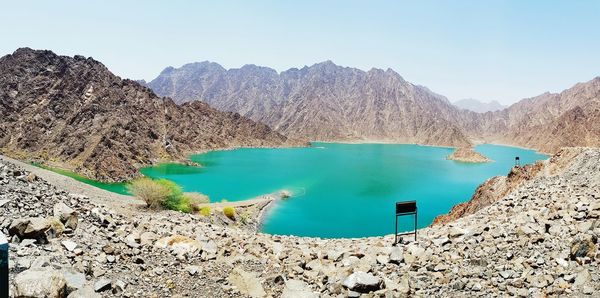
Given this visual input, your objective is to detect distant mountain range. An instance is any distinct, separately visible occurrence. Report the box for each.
[1,49,598,181]
[452,98,506,113]
[147,60,600,153]
[0,49,297,182]
[146,61,473,147]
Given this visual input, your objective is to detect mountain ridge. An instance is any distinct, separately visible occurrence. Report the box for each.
[0,48,300,182]
[147,60,473,148]
[147,60,600,154]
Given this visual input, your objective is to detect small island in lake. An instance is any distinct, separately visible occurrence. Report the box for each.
[447,147,491,163]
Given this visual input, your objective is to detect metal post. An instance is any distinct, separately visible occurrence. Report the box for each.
[414,208,418,241]
[394,214,398,245]
[0,232,8,298]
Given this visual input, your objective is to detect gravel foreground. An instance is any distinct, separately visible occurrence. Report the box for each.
[1,149,599,297]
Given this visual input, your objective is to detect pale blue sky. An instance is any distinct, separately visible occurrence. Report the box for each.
[1,1,599,104]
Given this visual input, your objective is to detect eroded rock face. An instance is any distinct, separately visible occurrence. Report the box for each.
[0,48,299,182]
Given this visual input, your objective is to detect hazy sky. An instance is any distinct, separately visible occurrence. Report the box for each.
[2,1,599,105]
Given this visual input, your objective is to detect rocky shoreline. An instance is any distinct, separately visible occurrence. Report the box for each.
[2,148,599,297]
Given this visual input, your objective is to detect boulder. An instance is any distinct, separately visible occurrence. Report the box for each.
[53,202,78,230]
[139,231,158,246]
[389,247,404,264]
[93,278,112,292]
[62,240,78,252]
[281,279,318,298]
[63,268,86,293]
[13,267,67,298]
[570,237,597,260]
[342,271,383,293]
[155,235,202,257]
[228,266,266,298]
[45,217,65,239]
[9,217,63,243]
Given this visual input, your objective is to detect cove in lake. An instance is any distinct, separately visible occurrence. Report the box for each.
[140,143,547,238]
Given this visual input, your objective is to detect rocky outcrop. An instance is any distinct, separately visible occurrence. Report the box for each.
[2,146,599,297]
[147,61,473,147]
[446,147,490,163]
[0,48,300,182]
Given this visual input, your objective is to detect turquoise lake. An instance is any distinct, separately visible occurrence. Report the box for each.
[140,143,547,238]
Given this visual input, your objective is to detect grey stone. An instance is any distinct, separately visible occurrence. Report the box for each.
[281,279,318,298]
[228,266,266,298]
[62,240,77,252]
[342,271,382,293]
[63,268,86,293]
[53,202,78,230]
[93,278,112,292]
[67,285,101,298]
[389,247,404,264]
[13,267,67,298]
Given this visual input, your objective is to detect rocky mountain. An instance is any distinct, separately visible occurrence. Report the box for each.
[147,61,473,147]
[459,77,600,153]
[147,61,600,153]
[452,98,506,113]
[0,48,297,182]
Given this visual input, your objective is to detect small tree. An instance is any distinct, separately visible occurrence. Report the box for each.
[127,178,172,209]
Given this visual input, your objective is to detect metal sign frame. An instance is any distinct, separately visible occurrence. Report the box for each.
[394,200,417,244]
[0,232,7,298]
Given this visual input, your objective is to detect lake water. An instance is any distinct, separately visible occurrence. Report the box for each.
[139,143,547,238]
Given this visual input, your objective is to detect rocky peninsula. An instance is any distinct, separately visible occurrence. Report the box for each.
[2,147,599,297]
[446,147,490,163]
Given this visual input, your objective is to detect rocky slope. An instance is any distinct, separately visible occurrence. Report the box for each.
[147,61,473,147]
[147,61,600,154]
[2,148,599,297]
[0,48,299,182]
[434,147,584,225]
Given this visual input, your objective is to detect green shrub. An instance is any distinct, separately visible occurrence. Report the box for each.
[127,178,191,212]
[199,206,211,217]
[127,178,172,209]
[184,192,210,212]
[223,206,236,220]
[155,179,188,212]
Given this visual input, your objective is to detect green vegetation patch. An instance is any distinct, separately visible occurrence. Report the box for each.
[127,178,210,213]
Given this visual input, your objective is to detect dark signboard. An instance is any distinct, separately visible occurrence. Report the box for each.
[394,200,418,244]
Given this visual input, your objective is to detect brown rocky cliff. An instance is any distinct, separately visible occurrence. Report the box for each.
[0,48,300,182]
